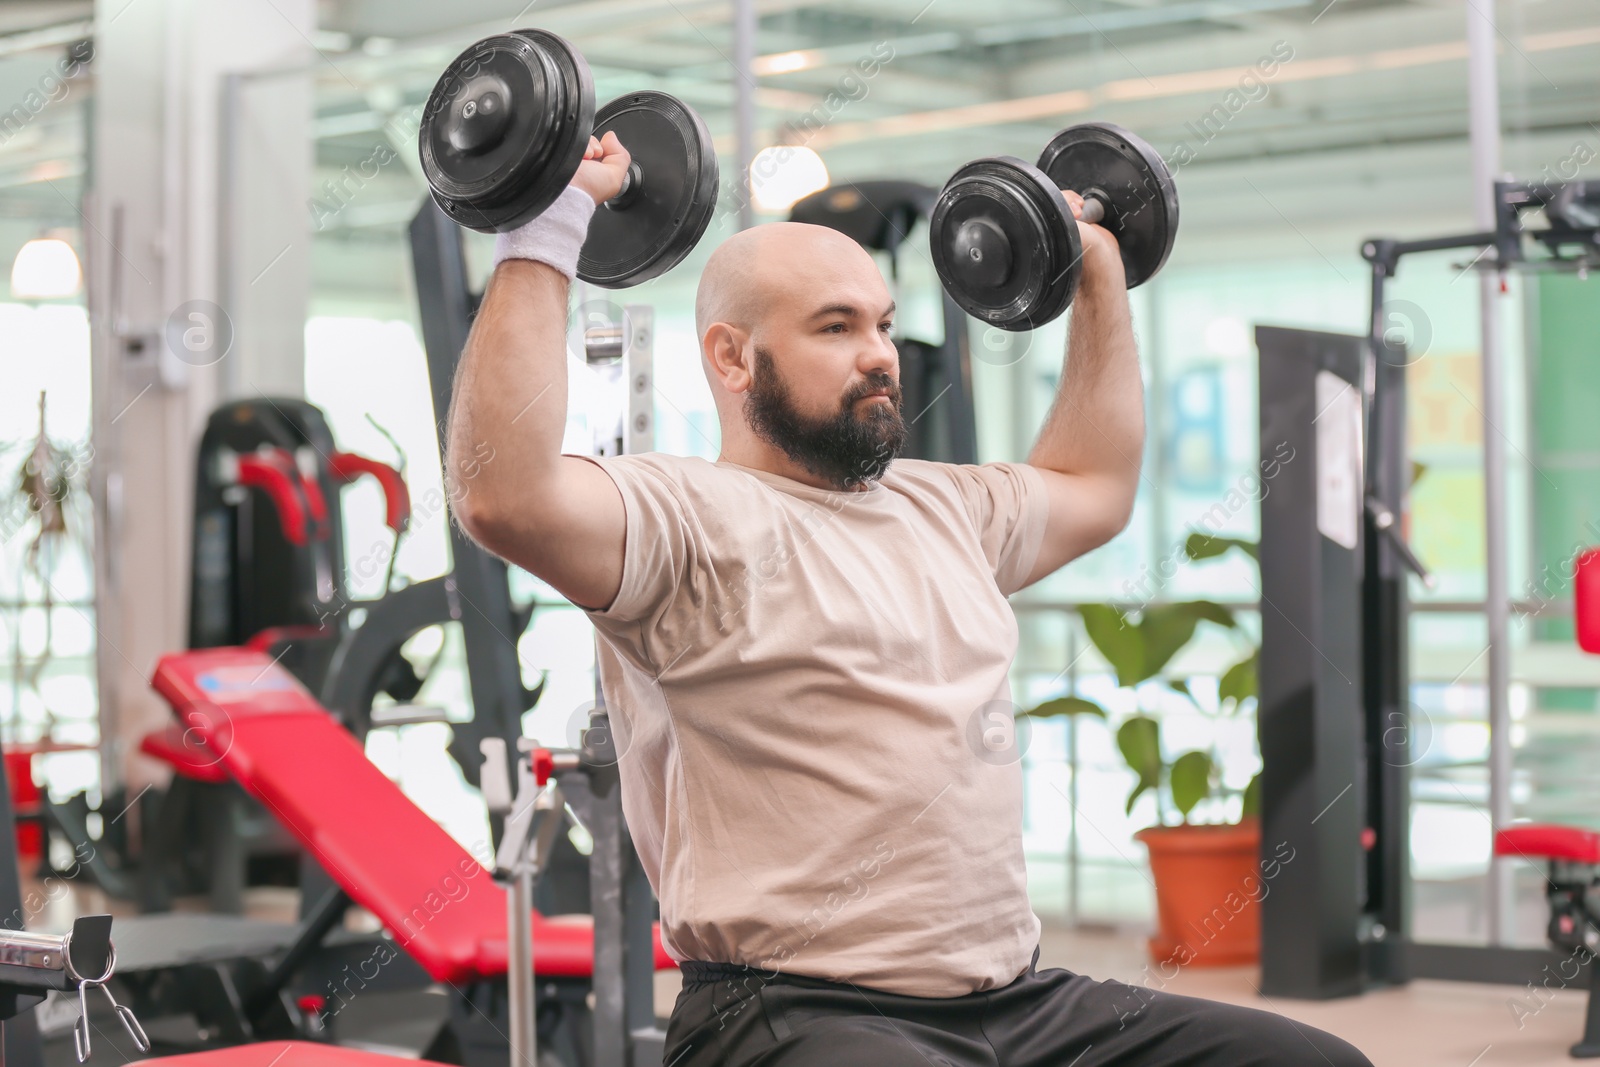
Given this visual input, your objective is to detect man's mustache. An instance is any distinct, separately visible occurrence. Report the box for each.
[845,376,901,407]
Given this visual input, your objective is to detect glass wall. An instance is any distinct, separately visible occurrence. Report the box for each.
[0,33,95,802]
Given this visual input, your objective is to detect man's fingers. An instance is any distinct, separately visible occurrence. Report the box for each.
[600,129,629,164]
[585,135,602,160]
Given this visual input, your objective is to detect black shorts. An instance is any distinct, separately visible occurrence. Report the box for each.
[663,950,1373,1066]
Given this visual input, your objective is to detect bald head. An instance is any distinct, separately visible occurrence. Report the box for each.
[694,222,881,344]
[695,220,904,489]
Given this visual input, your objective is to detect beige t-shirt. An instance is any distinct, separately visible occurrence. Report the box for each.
[578,452,1050,997]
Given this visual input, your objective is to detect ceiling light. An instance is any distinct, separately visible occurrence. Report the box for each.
[11,237,80,300]
[751,145,830,213]
[753,50,819,76]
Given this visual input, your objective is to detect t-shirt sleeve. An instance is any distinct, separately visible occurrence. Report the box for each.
[570,454,693,625]
[944,461,1050,596]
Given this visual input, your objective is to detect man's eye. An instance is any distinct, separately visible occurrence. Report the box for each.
[879,321,894,333]
[825,323,846,333]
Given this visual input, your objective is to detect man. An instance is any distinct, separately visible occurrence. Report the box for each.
[448,132,1372,1066]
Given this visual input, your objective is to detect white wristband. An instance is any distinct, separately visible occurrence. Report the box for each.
[491,185,598,279]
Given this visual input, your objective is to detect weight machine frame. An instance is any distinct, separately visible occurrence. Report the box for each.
[1257,179,1599,997]
[409,199,664,1067]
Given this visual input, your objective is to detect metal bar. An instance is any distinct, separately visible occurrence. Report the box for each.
[682,0,1308,77]
[1007,599,1570,616]
[407,202,534,785]
[588,733,627,1067]
[244,886,350,1018]
[0,19,92,58]
[217,74,241,400]
[939,291,979,465]
[474,596,1573,617]
[1066,626,1080,928]
[1466,0,1514,947]
[732,0,757,230]
[1393,232,1499,258]
[508,867,535,1067]
[1364,320,1413,982]
[1408,943,1566,985]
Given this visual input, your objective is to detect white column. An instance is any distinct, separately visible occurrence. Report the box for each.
[1465,0,1513,944]
[88,0,313,791]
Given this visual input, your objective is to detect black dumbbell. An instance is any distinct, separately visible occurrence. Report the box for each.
[929,122,1179,331]
[418,29,720,287]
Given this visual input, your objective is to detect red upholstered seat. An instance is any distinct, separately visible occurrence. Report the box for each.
[1494,823,1600,864]
[139,723,231,785]
[136,1041,442,1067]
[150,647,676,984]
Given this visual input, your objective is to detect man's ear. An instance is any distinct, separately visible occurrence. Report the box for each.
[704,323,753,394]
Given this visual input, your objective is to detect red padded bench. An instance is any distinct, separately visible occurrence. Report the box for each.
[140,724,231,785]
[137,1044,440,1067]
[1496,822,1600,1057]
[1494,822,1600,865]
[150,647,674,983]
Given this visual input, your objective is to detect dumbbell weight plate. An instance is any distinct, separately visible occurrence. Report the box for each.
[929,156,1081,331]
[1037,121,1178,289]
[419,29,594,234]
[579,91,720,287]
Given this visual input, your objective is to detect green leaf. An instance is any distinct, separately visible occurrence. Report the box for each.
[1241,772,1262,819]
[1410,460,1427,489]
[1080,604,1142,688]
[1134,603,1201,681]
[1116,716,1163,798]
[1218,652,1259,708]
[1184,533,1259,563]
[1182,600,1238,630]
[1024,695,1107,719]
[1169,750,1214,819]
[1167,678,1192,698]
[1125,778,1151,816]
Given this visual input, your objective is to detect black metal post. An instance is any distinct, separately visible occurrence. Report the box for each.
[408,201,539,786]
[1256,325,1369,998]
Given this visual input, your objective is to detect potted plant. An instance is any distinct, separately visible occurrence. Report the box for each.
[1025,534,1262,967]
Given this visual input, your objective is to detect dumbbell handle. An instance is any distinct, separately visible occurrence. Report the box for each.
[605,161,643,212]
[1076,194,1106,226]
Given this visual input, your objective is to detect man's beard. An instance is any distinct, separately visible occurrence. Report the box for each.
[744,345,907,490]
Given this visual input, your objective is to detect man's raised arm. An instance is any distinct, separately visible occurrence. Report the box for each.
[446,132,633,612]
[1021,192,1146,586]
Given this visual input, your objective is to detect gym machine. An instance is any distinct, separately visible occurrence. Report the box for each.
[0,728,151,1067]
[0,914,151,1064]
[46,398,424,911]
[411,25,685,1064]
[1256,179,1600,998]
[412,199,663,1067]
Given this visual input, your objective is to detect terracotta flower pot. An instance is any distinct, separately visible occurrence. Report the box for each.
[1133,819,1262,967]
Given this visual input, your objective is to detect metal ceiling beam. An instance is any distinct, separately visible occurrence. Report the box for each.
[804,23,1600,148]
[685,0,1318,77]
[0,18,92,59]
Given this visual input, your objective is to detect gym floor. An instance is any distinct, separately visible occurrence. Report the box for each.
[35,873,1585,1067]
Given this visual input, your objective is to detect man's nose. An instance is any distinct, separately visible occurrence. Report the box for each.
[861,331,898,375]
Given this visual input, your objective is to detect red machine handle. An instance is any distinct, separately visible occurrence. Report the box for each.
[256,449,328,536]
[246,624,335,653]
[232,454,309,547]
[530,748,555,787]
[296,469,329,532]
[328,452,411,533]
[1577,548,1600,655]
